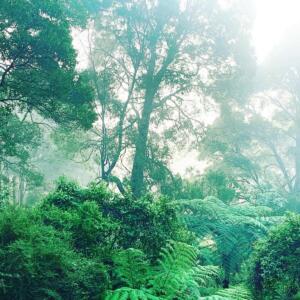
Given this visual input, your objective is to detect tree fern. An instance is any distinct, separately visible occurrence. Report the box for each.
[202,285,253,300]
[150,241,200,299]
[105,287,161,300]
[174,196,277,286]
[106,241,219,300]
[112,248,150,289]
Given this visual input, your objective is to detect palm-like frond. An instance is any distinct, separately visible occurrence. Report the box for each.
[112,248,150,288]
[201,285,253,300]
[105,287,161,300]
[107,241,219,300]
[150,241,201,299]
[174,196,278,282]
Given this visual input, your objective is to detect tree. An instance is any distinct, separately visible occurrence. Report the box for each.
[199,25,300,211]
[199,106,262,197]
[176,196,273,288]
[0,111,42,204]
[0,0,97,198]
[84,0,255,197]
[0,0,95,124]
[207,25,300,211]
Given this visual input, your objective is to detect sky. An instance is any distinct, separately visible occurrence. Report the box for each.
[253,0,300,62]
[173,0,300,175]
[74,1,300,66]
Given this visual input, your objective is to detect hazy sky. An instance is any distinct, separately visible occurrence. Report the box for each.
[254,0,299,62]
[74,1,300,65]
[173,0,300,175]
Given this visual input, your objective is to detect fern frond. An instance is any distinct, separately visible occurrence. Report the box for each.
[158,241,197,272]
[201,285,253,300]
[150,241,197,298]
[105,287,161,300]
[109,242,219,300]
[196,265,220,287]
[231,204,272,217]
[150,241,217,299]
[113,248,150,288]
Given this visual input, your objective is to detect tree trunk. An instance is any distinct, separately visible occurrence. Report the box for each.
[12,176,17,205]
[131,89,155,198]
[18,177,25,205]
[293,108,300,211]
[222,254,231,288]
[0,162,2,193]
[294,129,300,192]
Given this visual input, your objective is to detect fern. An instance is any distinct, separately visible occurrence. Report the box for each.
[106,241,219,300]
[202,285,253,300]
[196,265,220,287]
[175,196,276,285]
[216,285,253,299]
[150,241,200,299]
[105,287,161,300]
[112,248,150,289]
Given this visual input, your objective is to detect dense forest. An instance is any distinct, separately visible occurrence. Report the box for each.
[0,0,300,299]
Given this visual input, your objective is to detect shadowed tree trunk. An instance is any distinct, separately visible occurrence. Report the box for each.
[131,87,156,198]
[292,104,300,211]
[18,177,25,205]
[294,105,300,192]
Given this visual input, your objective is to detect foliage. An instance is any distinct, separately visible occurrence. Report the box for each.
[202,285,253,300]
[0,0,96,196]
[112,248,150,289]
[161,170,238,202]
[106,287,161,300]
[176,196,273,287]
[40,178,190,258]
[0,179,194,299]
[106,241,219,300]
[0,205,108,300]
[0,0,96,125]
[249,213,300,299]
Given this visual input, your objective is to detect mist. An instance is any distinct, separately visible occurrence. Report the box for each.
[0,0,299,299]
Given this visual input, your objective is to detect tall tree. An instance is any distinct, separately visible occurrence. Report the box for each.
[200,25,300,211]
[0,0,97,199]
[242,25,300,210]
[88,0,254,197]
[0,0,96,125]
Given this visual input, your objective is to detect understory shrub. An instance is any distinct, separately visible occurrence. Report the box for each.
[40,178,190,258]
[0,178,189,299]
[0,206,108,300]
[249,213,300,299]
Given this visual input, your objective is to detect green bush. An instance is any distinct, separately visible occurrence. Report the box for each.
[0,206,108,300]
[40,179,190,258]
[0,178,189,299]
[249,213,300,299]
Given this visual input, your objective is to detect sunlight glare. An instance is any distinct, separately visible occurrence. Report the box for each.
[254,0,300,62]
